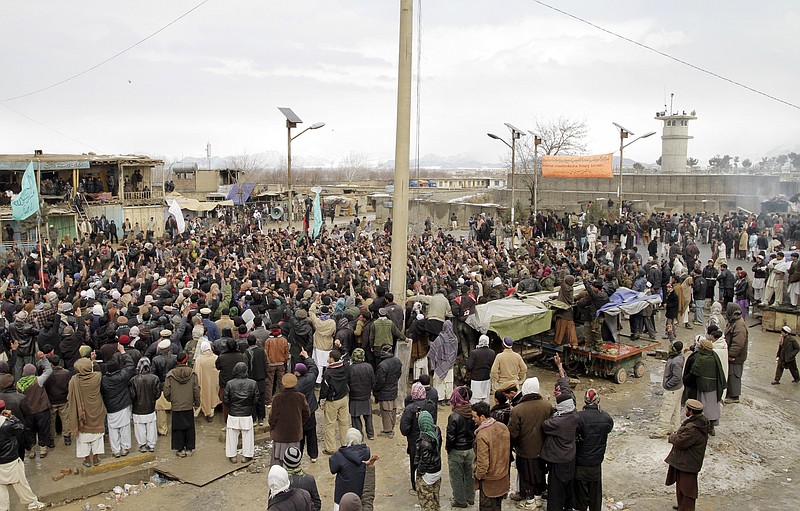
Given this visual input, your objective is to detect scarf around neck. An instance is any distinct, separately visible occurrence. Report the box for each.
[16,375,37,393]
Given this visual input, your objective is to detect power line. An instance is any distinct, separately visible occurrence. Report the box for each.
[1,0,212,103]
[0,102,97,151]
[531,0,800,111]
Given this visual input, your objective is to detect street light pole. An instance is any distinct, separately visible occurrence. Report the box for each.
[278,107,324,229]
[618,128,627,217]
[613,122,656,218]
[488,124,525,225]
[529,132,542,216]
[287,121,294,226]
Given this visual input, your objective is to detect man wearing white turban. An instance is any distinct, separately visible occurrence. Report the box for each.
[467,334,496,404]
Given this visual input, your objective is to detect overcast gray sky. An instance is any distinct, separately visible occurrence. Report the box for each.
[1,0,797,168]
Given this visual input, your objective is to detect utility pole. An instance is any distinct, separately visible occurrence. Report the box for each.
[390,0,412,306]
[390,0,413,410]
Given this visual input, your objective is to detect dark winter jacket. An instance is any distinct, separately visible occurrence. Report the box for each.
[243,344,268,380]
[347,361,375,402]
[665,290,679,320]
[329,443,371,504]
[373,354,402,401]
[44,365,71,405]
[778,334,800,363]
[466,346,496,381]
[320,360,349,402]
[151,352,177,383]
[9,321,36,356]
[223,362,259,417]
[400,398,438,452]
[414,429,442,476]
[0,374,29,426]
[295,356,319,413]
[215,350,244,388]
[575,404,614,467]
[446,409,476,452]
[288,472,321,511]
[539,408,579,464]
[267,488,313,511]
[724,304,748,364]
[0,415,25,464]
[100,353,135,414]
[130,370,161,415]
[665,413,711,473]
[508,393,553,458]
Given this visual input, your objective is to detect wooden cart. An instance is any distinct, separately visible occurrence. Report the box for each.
[564,338,660,384]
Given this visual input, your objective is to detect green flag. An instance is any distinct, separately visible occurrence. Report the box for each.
[11,161,40,221]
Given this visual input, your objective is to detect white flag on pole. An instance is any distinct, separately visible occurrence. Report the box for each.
[169,199,186,234]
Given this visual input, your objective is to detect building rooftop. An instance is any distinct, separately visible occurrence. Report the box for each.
[0,153,163,165]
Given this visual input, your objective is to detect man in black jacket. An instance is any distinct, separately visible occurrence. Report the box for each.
[717,263,736,309]
[575,389,614,511]
[100,347,134,457]
[691,270,707,326]
[373,344,402,437]
[701,260,719,310]
[243,334,268,425]
[223,362,259,463]
[130,357,160,452]
[347,348,375,440]
[0,400,46,510]
[320,349,349,455]
[294,350,320,462]
[466,334,496,404]
[215,338,244,422]
[44,354,71,448]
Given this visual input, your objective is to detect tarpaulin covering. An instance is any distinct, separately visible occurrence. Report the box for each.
[597,287,662,317]
[164,194,232,211]
[222,182,256,205]
[466,298,554,341]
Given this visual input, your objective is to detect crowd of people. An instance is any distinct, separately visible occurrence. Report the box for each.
[0,205,797,510]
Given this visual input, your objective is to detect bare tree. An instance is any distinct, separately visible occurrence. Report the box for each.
[226,150,268,182]
[509,117,589,206]
[532,117,589,156]
[337,151,370,182]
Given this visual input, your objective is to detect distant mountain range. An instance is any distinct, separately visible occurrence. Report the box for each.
[173,152,654,171]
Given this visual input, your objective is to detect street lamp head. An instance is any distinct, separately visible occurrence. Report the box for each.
[487,133,502,140]
[641,131,657,139]
[310,122,326,129]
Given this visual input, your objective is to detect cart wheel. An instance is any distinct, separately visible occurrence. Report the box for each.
[634,361,646,378]
[565,355,581,374]
[614,367,628,384]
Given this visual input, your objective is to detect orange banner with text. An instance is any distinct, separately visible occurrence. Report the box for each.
[541,153,613,178]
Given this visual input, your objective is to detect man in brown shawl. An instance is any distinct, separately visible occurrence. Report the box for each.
[67,356,107,467]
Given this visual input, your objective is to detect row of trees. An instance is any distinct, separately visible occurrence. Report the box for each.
[702,153,800,173]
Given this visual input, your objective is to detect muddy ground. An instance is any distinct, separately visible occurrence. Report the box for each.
[48,245,800,511]
[46,315,800,511]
